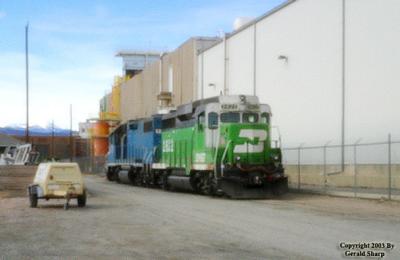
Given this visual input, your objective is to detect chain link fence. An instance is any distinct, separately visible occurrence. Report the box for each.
[73,156,106,174]
[72,136,400,200]
[282,135,400,200]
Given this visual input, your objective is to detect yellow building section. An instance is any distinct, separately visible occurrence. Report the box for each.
[99,75,130,121]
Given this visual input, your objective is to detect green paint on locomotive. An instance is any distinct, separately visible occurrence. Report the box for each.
[161,127,196,174]
[161,121,281,175]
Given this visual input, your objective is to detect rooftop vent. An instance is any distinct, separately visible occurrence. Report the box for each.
[233,17,254,31]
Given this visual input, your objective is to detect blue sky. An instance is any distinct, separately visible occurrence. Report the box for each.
[0,0,284,129]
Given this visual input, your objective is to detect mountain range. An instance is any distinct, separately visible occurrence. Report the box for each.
[0,124,73,137]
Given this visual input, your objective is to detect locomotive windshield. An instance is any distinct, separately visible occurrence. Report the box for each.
[220,112,240,123]
[208,112,218,129]
[260,112,270,124]
[243,113,259,123]
[211,111,269,125]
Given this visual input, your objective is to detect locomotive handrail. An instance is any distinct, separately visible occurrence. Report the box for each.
[152,146,158,163]
[213,129,220,179]
[184,140,187,168]
[148,148,152,164]
[180,140,182,167]
[220,140,232,178]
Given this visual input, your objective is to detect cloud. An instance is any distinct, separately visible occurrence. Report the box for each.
[0,11,6,19]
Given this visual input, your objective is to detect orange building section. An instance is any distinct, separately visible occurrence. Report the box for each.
[92,121,109,157]
[93,138,109,157]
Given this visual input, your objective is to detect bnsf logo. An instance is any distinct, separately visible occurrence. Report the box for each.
[233,129,267,153]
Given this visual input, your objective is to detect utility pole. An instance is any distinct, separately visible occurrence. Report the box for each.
[51,120,55,159]
[70,104,73,162]
[25,23,30,144]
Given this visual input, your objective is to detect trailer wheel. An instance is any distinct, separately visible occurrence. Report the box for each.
[29,187,38,208]
[77,190,87,207]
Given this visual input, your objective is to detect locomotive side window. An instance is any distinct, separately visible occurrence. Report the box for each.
[129,123,138,130]
[243,113,259,123]
[144,121,153,132]
[261,113,270,124]
[208,112,218,129]
[198,112,205,124]
[220,112,240,123]
[162,118,176,129]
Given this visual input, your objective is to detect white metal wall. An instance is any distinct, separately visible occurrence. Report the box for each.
[200,43,224,98]
[198,0,400,148]
[227,26,254,96]
[346,0,400,143]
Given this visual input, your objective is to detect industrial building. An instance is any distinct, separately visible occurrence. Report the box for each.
[198,0,400,148]
[12,135,89,160]
[0,134,23,153]
[98,0,400,167]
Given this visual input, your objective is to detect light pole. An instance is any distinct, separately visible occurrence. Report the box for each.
[25,23,30,144]
[70,104,73,162]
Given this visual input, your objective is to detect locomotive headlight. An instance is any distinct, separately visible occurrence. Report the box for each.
[273,155,279,160]
[236,156,241,161]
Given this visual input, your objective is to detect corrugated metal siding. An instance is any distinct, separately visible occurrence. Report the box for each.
[142,61,160,117]
[119,38,219,121]
[160,38,196,106]
[120,74,143,121]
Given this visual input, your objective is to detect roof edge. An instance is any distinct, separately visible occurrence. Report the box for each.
[198,0,297,55]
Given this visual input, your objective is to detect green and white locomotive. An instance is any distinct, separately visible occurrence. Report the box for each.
[106,95,288,198]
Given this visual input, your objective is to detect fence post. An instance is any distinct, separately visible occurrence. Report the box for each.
[297,147,301,190]
[297,143,304,190]
[323,141,331,194]
[388,134,392,200]
[353,139,362,198]
[323,145,326,193]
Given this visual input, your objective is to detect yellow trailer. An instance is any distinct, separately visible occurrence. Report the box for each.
[28,162,86,210]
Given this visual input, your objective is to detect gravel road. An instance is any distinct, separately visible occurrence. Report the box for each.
[0,175,399,259]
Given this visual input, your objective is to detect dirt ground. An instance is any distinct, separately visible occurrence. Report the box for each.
[0,175,399,259]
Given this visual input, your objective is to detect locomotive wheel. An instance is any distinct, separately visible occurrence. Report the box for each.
[200,178,211,195]
[114,168,121,183]
[127,170,136,185]
[133,171,141,186]
[197,173,214,196]
[106,167,116,182]
[133,170,143,186]
[161,174,170,191]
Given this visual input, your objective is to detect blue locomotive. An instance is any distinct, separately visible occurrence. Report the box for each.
[107,115,163,186]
